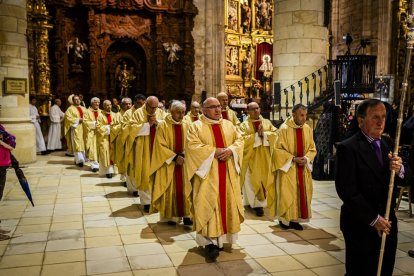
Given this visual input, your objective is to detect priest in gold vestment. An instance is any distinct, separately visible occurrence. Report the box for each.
[217,92,240,126]
[150,101,192,226]
[97,100,122,178]
[129,96,164,212]
[113,98,132,180]
[121,95,146,195]
[239,102,278,217]
[83,97,102,172]
[183,101,200,124]
[64,95,86,166]
[270,104,317,230]
[185,97,244,262]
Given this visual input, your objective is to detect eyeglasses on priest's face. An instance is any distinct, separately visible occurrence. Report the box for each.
[204,105,222,110]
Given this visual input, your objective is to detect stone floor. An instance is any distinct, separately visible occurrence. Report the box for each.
[0,152,413,276]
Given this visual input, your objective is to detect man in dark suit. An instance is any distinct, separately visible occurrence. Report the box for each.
[335,99,404,276]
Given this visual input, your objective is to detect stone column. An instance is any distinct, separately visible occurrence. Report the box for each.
[192,0,225,100]
[0,1,36,163]
[274,0,328,108]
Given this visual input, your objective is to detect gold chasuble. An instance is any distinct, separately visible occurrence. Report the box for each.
[270,117,317,222]
[107,112,123,171]
[221,107,240,126]
[119,107,137,177]
[150,114,190,219]
[83,107,102,161]
[239,116,278,207]
[129,106,164,193]
[96,111,121,174]
[64,105,86,152]
[183,112,199,124]
[185,115,244,244]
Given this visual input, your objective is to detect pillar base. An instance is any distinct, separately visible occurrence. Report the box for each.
[1,122,36,164]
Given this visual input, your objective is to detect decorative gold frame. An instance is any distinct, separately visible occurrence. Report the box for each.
[3,78,27,94]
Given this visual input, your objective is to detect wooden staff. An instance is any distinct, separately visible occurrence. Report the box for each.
[377,2,414,275]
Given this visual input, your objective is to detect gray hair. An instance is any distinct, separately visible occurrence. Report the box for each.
[90,97,100,104]
[121,97,132,104]
[103,100,111,106]
[170,100,185,111]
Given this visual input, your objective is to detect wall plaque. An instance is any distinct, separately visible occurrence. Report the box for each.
[4,78,27,94]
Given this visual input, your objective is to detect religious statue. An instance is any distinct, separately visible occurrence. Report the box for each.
[117,63,136,97]
[66,37,88,72]
[259,54,273,78]
[255,0,272,31]
[228,0,239,31]
[242,50,253,80]
[241,0,252,33]
[163,42,182,63]
[226,47,239,75]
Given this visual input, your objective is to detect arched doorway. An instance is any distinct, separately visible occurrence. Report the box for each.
[106,39,146,99]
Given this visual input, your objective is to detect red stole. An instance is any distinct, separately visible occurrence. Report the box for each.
[222,110,228,120]
[295,128,308,219]
[150,125,156,154]
[105,113,113,165]
[76,107,83,118]
[192,116,199,122]
[253,121,261,132]
[211,124,228,234]
[93,110,99,120]
[173,124,184,217]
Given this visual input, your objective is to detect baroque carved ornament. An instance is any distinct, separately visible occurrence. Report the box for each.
[94,14,151,39]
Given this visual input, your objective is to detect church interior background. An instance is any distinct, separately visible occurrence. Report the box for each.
[0,1,413,275]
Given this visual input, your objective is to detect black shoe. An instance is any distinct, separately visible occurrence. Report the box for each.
[92,168,98,172]
[183,217,193,226]
[76,162,84,167]
[254,207,264,217]
[167,221,177,226]
[106,173,113,179]
[132,191,139,197]
[123,182,127,187]
[143,205,150,213]
[41,150,49,155]
[290,222,303,231]
[205,244,219,262]
[408,250,414,258]
[279,221,290,229]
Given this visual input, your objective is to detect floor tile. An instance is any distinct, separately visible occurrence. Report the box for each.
[176,263,225,276]
[132,267,177,276]
[45,238,84,251]
[310,264,345,276]
[243,244,286,258]
[86,245,126,261]
[128,253,173,270]
[124,243,165,257]
[167,251,205,266]
[272,269,317,276]
[394,256,414,273]
[43,249,85,264]
[291,252,341,268]
[277,241,321,255]
[255,255,305,272]
[10,232,48,244]
[87,257,131,274]
[0,266,41,276]
[85,235,122,248]
[0,252,43,268]
[236,234,271,246]
[41,262,86,276]
[5,242,47,255]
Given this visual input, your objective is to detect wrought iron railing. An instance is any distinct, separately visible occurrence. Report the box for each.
[272,55,376,122]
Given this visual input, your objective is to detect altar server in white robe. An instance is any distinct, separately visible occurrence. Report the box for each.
[29,96,47,154]
[47,98,65,151]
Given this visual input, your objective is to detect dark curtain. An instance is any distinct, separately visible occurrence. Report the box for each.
[255,42,273,80]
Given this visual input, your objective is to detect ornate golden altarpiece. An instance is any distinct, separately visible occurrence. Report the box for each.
[224,0,273,99]
[28,0,197,106]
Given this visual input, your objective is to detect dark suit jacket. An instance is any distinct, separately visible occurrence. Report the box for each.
[335,131,397,228]
[335,131,398,275]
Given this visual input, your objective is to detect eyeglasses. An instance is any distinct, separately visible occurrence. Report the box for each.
[204,105,222,109]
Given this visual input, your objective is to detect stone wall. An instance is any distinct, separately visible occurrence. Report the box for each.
[192,0,225,101]
[0,0,36,163]
[274,0,328,109]
[330,0,392,74]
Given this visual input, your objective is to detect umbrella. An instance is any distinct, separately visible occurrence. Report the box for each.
[10,154,34,207]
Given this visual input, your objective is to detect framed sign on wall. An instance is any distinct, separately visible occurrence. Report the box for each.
[3,78,27,94]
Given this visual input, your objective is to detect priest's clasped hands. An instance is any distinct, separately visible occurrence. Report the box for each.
[148,115,158,126]
[215,148,233,161]
[293,156,307,166]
